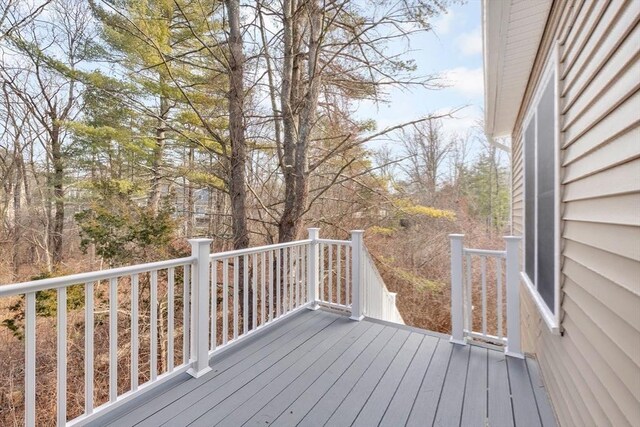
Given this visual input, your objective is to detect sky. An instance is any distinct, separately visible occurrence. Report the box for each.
[355,0,484,144]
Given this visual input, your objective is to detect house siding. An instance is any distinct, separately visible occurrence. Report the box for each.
[511,1,640,426]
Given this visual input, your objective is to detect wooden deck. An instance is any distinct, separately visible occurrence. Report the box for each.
[90,309,556,427]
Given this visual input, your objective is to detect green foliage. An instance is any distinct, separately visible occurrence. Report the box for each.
[393,198,456,220]
[368,226,396,236]
[464,152,511,232]
[75,180,177,266]
[1,271,85,340]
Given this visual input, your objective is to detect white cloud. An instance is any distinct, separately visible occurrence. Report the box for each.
[442,67,484,97]
[432,10,454,35]
[437,108,483,138]
[455,26,483,56]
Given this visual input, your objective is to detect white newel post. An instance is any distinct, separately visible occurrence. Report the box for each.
[450,234,466,345]
[350,230,364,321]
[188,238,213,378]
[308,228,320,309]
[505,236,523,358]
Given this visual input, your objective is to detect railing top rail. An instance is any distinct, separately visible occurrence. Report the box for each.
[210,239,312,260]
[0,256,196,298]
[316,238,351,245]
[463,248,506,258]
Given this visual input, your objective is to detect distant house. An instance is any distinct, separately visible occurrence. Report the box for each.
[482,0,640,425]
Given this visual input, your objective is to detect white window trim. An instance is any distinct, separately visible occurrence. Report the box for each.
[521,43,561,335]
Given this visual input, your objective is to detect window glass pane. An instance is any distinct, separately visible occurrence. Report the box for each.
[536,74,556,313]
[524,119,536,283]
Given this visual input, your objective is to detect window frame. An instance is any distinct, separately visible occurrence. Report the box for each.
[521,43,562,335]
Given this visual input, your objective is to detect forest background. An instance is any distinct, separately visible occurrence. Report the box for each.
[0,0,510,424]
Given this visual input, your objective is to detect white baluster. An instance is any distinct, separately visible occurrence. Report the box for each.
[85,282,94,414]
[109,277,119,400]
[450,234,466,345]
[131,274,139,391]
[25,291,36,425]
[57,287,67,426]
[350,230,364,321]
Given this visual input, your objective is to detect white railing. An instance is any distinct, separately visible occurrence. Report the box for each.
[449,234,522,358]
[0,228,402,426]
[207,238,312,362]
[362,248,404,324]
[0,255,196,427]
[316,237,351,310]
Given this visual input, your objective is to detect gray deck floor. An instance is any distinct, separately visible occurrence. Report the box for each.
[92,309,557,427]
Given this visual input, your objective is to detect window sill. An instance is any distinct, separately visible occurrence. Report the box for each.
[520,272,561,335]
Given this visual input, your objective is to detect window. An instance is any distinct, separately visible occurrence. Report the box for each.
[523,58,560,333]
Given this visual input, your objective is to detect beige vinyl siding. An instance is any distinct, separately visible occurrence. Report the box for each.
[511,0,640,426]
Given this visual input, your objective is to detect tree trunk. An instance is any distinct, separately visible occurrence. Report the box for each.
[226,0,251,325]
[278,0,322,243]
[12,151,21,278]
[51,124,65,266]
[148,94,169,215]
[278,0,299,243]
[186,146,194,238]
[225,0,249,251]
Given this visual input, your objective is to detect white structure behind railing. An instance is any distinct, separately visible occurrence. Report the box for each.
[0,228,402,426]
[362,247,403,324]
[450,234,522,358]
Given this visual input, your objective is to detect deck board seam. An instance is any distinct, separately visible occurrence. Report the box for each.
[350,332,424,426]
[505,355,518,427]
[310,328,404,426]
[524,355,547,426]
[429,342,455,427]
[211,319,369,426]
[102,310,325,426]
[139,313,339,426]
[405,337,443,425]
[333,330,411,426]
[280,324,393,426]
[104,312,324,426]
[241,322,379,426]
[375,334,426,426]
[457,342,473,427]
[168,316,343,426]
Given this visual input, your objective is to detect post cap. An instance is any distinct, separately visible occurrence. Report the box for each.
[188,238,214,243]
[449,234,465,239]
[503,236,522,241]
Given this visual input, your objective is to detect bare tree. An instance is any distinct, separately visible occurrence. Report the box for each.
[401,118,453,203]
[0,0,93,267]
[0,0,51,42]
[252,0,451,241]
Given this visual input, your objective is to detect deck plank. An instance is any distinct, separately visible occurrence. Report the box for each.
[351,333,424,427]
[488,349,515,427]
[405,338,454,427]
[270,325,395,426]
[206,319,370,426]
[137,312,339,427]
[508,356,543,427]
[159,313,343,426]
[378,334,439,427]
[299,328,410,426]
[101,309,324,427]
[526,357,558,427]
[92,310,556,427]
[460,345,488,427]
[242,322,384,427]
[432,343,471,427]
[323,329,413,426]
